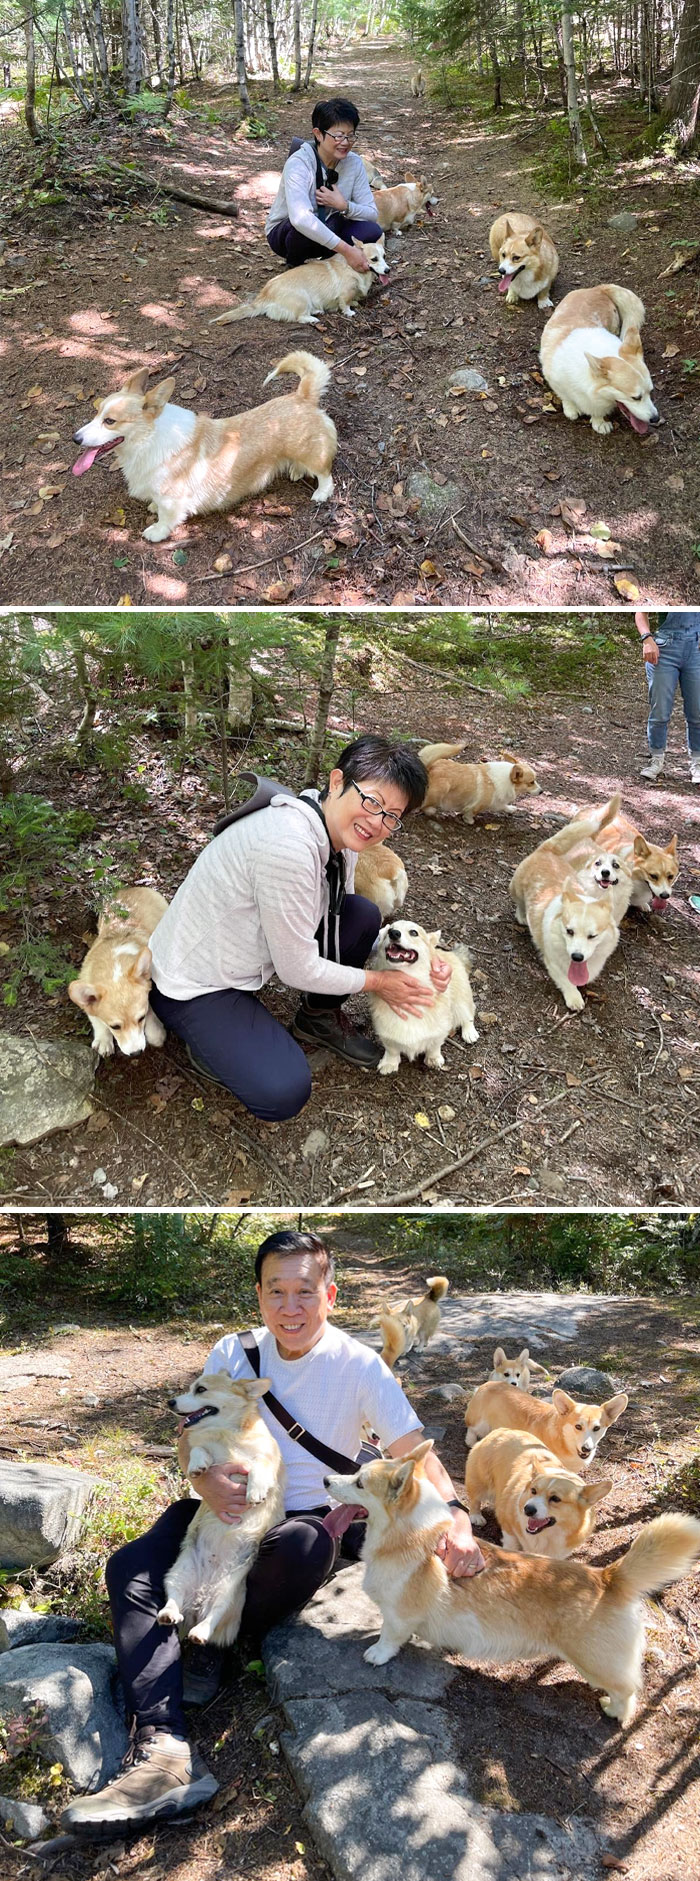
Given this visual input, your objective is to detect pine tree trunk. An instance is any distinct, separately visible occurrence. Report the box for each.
[666,0,700,148]
[91,0,111,86]
[162,0,176,113]
[486,28,503,107]
[150,0,165,84]
[180,0,200,78]
[233,0,251,112]
[561,1,587,163]
[303,0,318,86]
[291,0,302,90]
[303,623,340,788]
[264,0,280,87]
[24,5,38,139]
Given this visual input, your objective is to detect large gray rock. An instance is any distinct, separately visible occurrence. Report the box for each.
[555,1365,617,1400]
[0,1643,128,1790]
[0,1354,72,1379]
[406,471,463,518]
[446,367,488,393]
[0,1606,85,1652]
[0,1037,94,1146]
[0,1462,102,1569]
[608,211,638,232]
[0,1793,50,1840]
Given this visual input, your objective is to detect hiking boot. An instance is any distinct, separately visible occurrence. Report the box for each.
[186,1043,228,1089]
[61,1725,218,1836]
[690,758,700,786]
[183,1641,225,1707]
[640,750,665,781]
[292,1002,383,1069]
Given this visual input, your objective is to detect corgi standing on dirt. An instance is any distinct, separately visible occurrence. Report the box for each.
[418,743,541,822]
[489,212,559,309]
[464,1379,628,1465]
[375,1306,420,1370]
[540,284,658,436]
[68,886,168,1058]
[410,70,426,98]
[372,178,437,234]
[509,816,621,1013]
[402,1276,450,1349]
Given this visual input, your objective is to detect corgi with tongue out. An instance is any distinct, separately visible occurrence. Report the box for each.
[465,1429,612,1560]
[510,836,620,1013]
[489,211,559,310]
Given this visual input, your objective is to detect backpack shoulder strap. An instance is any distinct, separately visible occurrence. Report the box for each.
[238,1329,362,1475]
[212,773,295,841]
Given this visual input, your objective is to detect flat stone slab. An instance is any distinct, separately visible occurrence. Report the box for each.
[0,1606,85,1652]
[0,1642,128,1789]
[0,1461,102,1569]
[0,1037,94,1146]
[265,1568,457,1703]
[0,1354,72,1379]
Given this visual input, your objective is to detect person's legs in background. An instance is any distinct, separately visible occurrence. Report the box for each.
[678,629,700,784]
[642,636,680,781]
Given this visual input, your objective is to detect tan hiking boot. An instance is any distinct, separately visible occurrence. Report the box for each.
[61,1725,218,1836]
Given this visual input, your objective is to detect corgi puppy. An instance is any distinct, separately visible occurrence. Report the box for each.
[72,354,337,542]
[355,843,408,918]
[401,1275,449,1349]
[158,1372,285,1647]
[546,799,679,915]
[509,834,620,1012]
[540,284,659,436]
[465,1379,628,1466]
[410,69,426,98]
[325,1442,700,1724]
[465,1429,612,1558]
[373,178,437,234]
[375,1306,419,1370]
[68,886,168,1058]
[368,921,478,1074]
[211,239,389,327]
[489,212,559,310]
[488,1345,549,1389]
[418,742,541,823]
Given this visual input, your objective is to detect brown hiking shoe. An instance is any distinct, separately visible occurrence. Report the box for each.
[61,1725,218,1836]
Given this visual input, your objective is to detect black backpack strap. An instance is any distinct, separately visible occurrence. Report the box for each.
[212,773,294,840]
[239,1330,364,1475]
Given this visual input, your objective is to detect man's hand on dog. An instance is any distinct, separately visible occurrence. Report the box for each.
[195,1462,249,1524]
[436,1512,486,1578]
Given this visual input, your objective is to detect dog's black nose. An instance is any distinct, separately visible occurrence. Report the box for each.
[387,927,402,943]
[571,951,585,962]
[524,1502,538,1515]
[600,869,611,880]
[167,1397,177,1410]
[72,430,83,443]
[649,412,660,427]
[322,1475,331,1489]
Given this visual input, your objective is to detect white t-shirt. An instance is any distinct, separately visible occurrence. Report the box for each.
[203,1321,423,1511]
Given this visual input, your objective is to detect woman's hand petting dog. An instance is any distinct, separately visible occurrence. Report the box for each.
[316,183,348,213]
[430,955,452,994]
[366,966,438,1021]
[436,1513,486,1578]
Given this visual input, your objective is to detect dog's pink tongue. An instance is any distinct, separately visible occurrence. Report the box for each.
[651,896,667,912]
[72,447,100,477]
[567,959,589,987]
[322,1503,366,1541]
[527,1516,550,1532]
[498,274,513,294]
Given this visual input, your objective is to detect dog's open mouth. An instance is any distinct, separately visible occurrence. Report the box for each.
[616,403,650,436]
[526,1515,556,1533]
[567,959,590,987]
[386,943,419,964]
[72,438,124,477]
[498,265,524,294]
[651,895,668,912]
[179,1405,218,1429]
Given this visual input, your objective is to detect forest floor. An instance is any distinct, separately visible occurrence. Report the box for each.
[1,41,699,605]
[3,629,700,1210]
[1,1244,699,1881]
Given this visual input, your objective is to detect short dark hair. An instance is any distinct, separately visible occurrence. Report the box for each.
[255,1229,335,1287]
[312,97,360,135]
[325,734,428,814]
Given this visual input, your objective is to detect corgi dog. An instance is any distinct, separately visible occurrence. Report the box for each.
[373,177,437,234]
[595,814,679,914]
[368,921,479,1074]
[464,1379,628,1466]
[72,354,337,542]
[488,1345,549,1389]
[489,212,559,310]
[211,239,389,327]
[68,886,168,1058]
[465,1429,612,1558]
[401,1275,449,1349]
[540,284,659,437]
[375,1306,419,1370]
[410,69,426,98]
[158,1372,285,1648]
[325,1442,700,1724]
[523,794,633,925]
[418,742,541,823]
[509,826,620,1012]
[545,797,679,915]
[355,843,408,918]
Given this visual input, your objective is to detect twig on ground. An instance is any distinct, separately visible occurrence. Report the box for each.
[91,1098,215,1204]
[190,527,326,582]
[380,1073,604,1206]
[637,1010,665,1084]
[451,515,501,571]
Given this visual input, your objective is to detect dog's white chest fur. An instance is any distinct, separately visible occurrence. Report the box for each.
[118,404,198,499]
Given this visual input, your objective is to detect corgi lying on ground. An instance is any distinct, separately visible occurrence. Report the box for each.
[68,886,168,1058]
[488,1345,549,1389]
[489,212,559,309]
[355,843,408,918]
[465,1379,628,1466]
[540,284,658,436]
[211,239,388,326]
[158,1372,285,1647]
[325,1442,700,1724]
[368,921,479,1073]
[509,804,622,1011]
[72,355,337,542]
[418,742,541,822]
[465,1428,612,1558]
[373,178,437,233]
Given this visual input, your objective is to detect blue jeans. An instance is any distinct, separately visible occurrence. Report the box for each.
[645,623,700,755]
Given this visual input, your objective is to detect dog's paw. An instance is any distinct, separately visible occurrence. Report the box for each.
[563,987,585,1012]
[462,1023,479,1043]
[143,521,173,542]
[538,294,554,309]
[187,1621,213,1646]
[425,1052,446,1070]
[378,1056,399,1075]
[364,1639,399,1666]
[561,402,580,422]
[469,1510,486,1527]
[93,1035,115,1058]
[505,288,521,306]
[591,417,613,435]
[157,1601,184,1628]
[146,1012,166,1048]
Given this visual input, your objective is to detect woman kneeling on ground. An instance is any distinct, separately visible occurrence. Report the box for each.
[265,95,382,275]
[148,734,449,1122]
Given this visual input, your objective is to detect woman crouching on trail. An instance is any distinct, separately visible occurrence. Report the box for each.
[265,96,382,274]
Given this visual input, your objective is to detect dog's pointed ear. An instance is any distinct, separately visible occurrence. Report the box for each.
[144,377,176,413]
[584,352,611,381]
[503,217,512,237]
[601,1392,628,1426]
[427,928,442,946]
[620,326,643,359]
[130,946,153,984]
[581,1478,612,1507]
[665,834,678,857]
[240,1376,270,1398]
[386,1458,416,1501]
[69,980,101,1011]
[552,1389,576,1413]
[493,1347,506,1367]
[124,368,151,394]
[519,1348,530,1364]
[510,762,526,784]
[526,224,543,247]
[634,833,652,857]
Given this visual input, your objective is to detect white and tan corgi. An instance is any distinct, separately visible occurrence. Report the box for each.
[521,794,633,925]
[509,831,620,1012]
[488,1345,549,1389]
[489,212,559,309]
[375,1306,419,1370]
[596,813,679,913]
[402,1275,449,1349]
[211,239,389,327]
[373,177,437,234]
[368,921,478,1074]
[465,1428,612,1558]
[72,355,337,542]
[418,742,541,823]
[68,885,168,1058]
[355,843,408,918]
[464,1379,628,1466]
[325,1442,700,1724]
[410,69,426,98]
[540,284,659,436]
[158,1372,285,1648]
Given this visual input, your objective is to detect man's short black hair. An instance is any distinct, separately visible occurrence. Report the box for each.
[327,734,428,814]
[312,97,360,136]
[255,1229,335,1287]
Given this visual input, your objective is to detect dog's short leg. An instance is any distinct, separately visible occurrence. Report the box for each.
[312,473,334,503]
[600,1690,636,1725]
[424,1047,446,1069]
[147,501,158,513]
[561,401,581,422]
[460,1019,479,1044]
[365,1626,412,1666]
[538,293,554,309]
[186,1444,215,1476]
[157,1596,185,1628]
[288,465,305,481]
[299,314,320,325]
[500,1530,520,1552]
[505,288,522,306]
[189,1575,247,1648]
[143,508,186,543]
[591,416,613,436]
[465,1420,489,1449]
[145,1006,166,1048]
[90,1017,115,1057]
[341,306,357,318]
[461,812,475,825]
[377,1049,401,1075]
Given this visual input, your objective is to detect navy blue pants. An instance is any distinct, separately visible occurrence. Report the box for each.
[267,210,382,267]
[106,1499,365,1738]
[150,893,381,1122]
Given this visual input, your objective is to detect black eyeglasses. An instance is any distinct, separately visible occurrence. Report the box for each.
[326,130,356,144]
[349,781,404,833]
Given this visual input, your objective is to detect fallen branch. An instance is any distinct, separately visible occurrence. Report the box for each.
[375,641,503,697]
[191,527,326,583]
[81,159,239,217]
[451,515,503,572]
[380,1073,604,1206]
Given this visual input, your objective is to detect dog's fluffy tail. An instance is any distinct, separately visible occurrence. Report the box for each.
[418,741,466,768]
[263,351,331,404]
[423,1276,449,1302]
[539,792,622,857]
[606,1514,700,1600]
[210,301,260,325]
[601,284,646,337]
